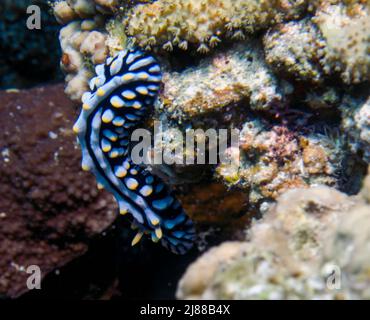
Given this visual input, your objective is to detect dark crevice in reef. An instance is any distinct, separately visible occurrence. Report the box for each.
[19,216,236,300]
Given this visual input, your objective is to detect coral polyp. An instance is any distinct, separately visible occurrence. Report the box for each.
[314,2,370,84]
[125,0,308,53]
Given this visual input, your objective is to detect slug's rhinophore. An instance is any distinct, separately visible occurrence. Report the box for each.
[73,48,196,254]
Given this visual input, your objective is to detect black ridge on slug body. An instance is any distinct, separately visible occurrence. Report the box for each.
[73,48,196,254]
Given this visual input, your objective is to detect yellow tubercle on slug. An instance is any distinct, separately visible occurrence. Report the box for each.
[111,100,123,108]
[150,217,160,226]
[126,178,139,190]
[155,227,163,240]
[131,232,143,246]
[120,208,128,215]
[82,164,90,171]
[122,73,135,81]
[73,125,80,134]
[102,145,112,153]
[140,185,153,197]
[97,88,106,97]
[109,151,119,158]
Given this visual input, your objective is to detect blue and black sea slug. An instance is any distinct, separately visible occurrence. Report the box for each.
[73,48,195,254]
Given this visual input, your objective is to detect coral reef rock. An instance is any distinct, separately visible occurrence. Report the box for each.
[313,1,370,84]
[52,0,153,24]
[54,0,370,103]
[216,118,350,209]
[52,0,369,225]
[158,41,285,119]
[263,1,370,85]
[177,167,370,299]
[125,0,308,53]
[53,0,141,101]
[0,85,117,298]
[263,18,326,84]
[341,95,370,163]
[59,19,109,101]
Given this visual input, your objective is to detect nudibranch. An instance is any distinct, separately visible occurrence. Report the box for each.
[73,48,195,254]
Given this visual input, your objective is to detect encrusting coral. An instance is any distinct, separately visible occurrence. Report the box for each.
[53,0,154,24]
[263,18,327,84]
[125,0,308,54]
[215,118,352,210]
[341,95,370,163]
[263,1,370,84]
[157,41,285,118]
[53,0,148,101]
[59,19,109,101]
[53,0,370,102]
[177,166,370,300]
[313,1,370,84]
[0,85,117,298]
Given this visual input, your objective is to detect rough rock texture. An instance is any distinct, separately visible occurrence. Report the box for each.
[0,0,62,88]
[177,241,248,299]
[263,1,370,85]
[177,167,370,300]
[59,19,109,101]
[0,85,117,298]
[158,41,285,118]
[314,2,370,84]
[54,0,137,102]
[216,118,352,209]
[263,19,326,84]
[341,95,370,163]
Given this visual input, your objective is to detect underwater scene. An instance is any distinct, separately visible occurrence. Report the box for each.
[0,0,369,302]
